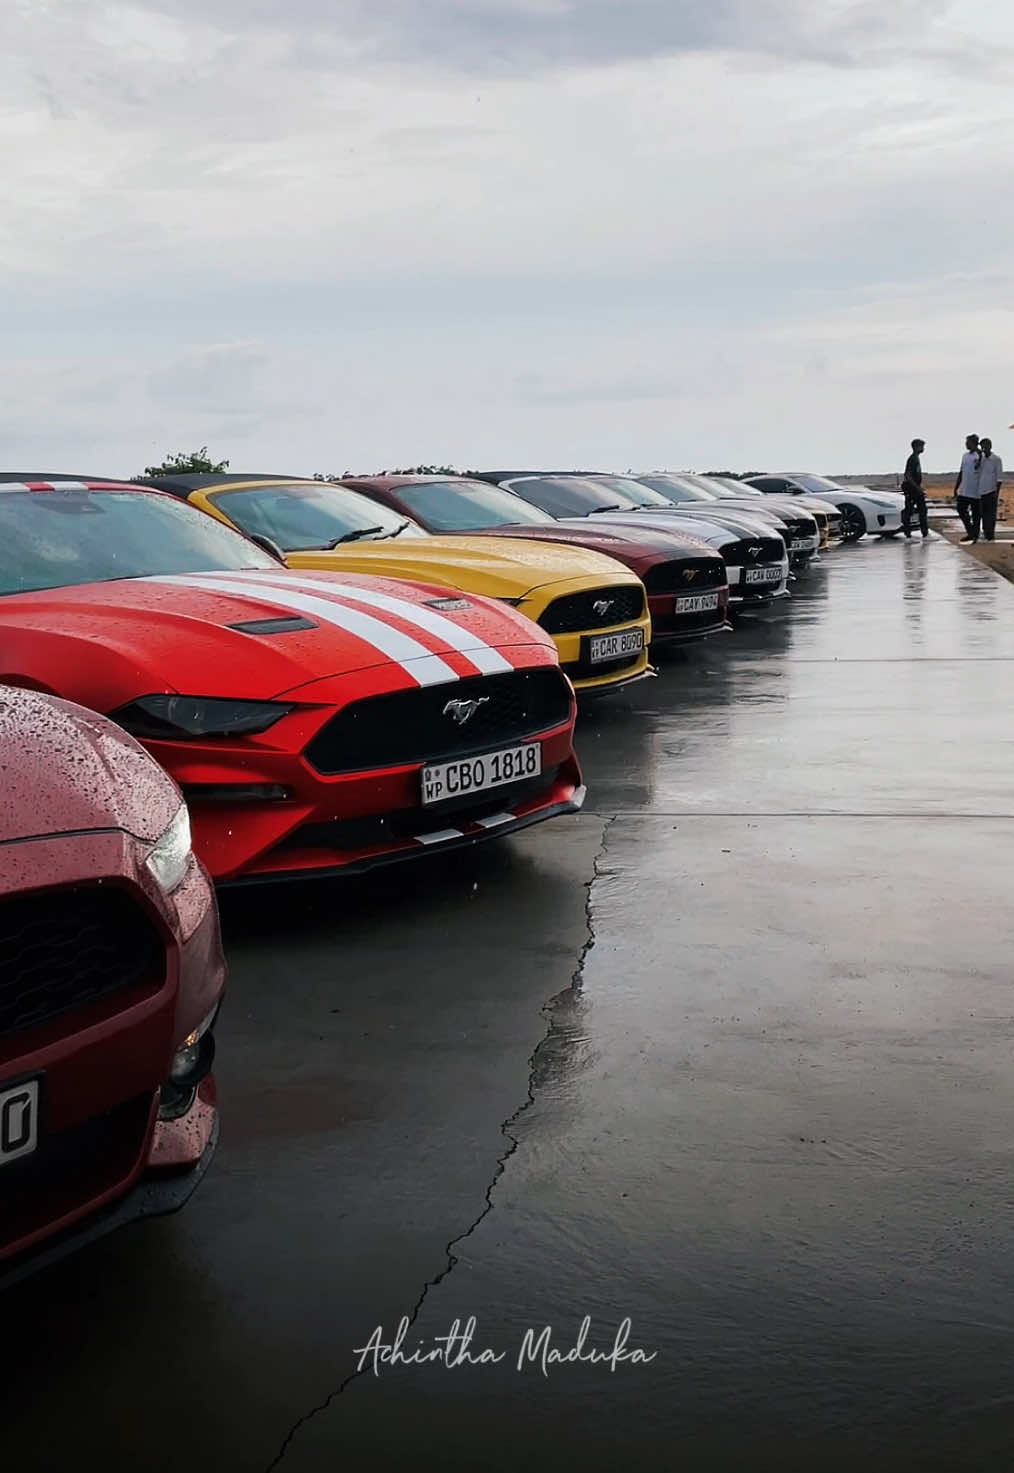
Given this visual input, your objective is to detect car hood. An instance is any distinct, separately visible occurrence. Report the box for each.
[590,509,785,540]
[284,534,635,599]
[460,522,721,564]
[0,685,179,844]
[3,569,555,704]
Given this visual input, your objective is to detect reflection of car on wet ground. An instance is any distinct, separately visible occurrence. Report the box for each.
[142,474,654,695]
[0,476,585,883]
[335,474,731,645]
[473,472,791,612]
[0,686,225,1288]
[744,473,904,541]
[633,473,821,568]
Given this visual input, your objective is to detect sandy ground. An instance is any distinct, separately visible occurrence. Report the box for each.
[940,522,1014,584]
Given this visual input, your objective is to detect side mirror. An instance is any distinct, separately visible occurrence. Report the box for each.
[249,533,287,564]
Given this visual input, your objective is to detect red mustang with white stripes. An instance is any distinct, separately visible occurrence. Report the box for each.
[0,477,584,883]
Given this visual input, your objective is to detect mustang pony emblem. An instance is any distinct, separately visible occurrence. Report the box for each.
[749,546,763,558]
[682,569,698,583]
[592,599,615,617]
[443,697,491,727]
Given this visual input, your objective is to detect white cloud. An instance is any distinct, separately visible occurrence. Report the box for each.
[1,0,1013,475]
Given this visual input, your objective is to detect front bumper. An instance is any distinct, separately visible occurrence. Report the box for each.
[223,782,587,886]
[0,1081,218,1291]
[726,561,790,605]
[648,587,732,643]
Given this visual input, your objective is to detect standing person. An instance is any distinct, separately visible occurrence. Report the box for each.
[954,434,982,542]
[902,438,929,538]
[978,438,1003,541]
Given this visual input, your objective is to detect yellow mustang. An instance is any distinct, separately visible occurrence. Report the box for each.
[142,475,652,694]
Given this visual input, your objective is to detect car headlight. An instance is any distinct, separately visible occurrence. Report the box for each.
[146,805,193,894]
[115,695,294,739]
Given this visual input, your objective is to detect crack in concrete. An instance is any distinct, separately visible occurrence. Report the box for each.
[264,815,617,1472]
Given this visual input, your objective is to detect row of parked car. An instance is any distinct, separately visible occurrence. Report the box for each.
[0,464,895,1285]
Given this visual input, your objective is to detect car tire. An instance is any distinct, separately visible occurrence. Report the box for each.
[838,504,867,542]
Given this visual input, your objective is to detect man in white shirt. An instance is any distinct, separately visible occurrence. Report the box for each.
[978,438,1003,541]
[954,434,982,542]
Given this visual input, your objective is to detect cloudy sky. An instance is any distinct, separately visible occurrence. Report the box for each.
[3,0,1012,476]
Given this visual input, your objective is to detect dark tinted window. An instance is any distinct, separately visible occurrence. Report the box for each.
[638,476,716,503]
[748,478,789,493]
[0,488,277,596]
[211,483,425,550]
[503,477,645,518]
[391,481,556,531]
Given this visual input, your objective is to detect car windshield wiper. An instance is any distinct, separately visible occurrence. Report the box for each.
[589,504,625,514]
[377,521,412,540]
[322,526,386,547]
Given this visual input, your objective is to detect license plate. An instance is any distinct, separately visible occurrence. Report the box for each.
[0,1079,39,1167]
[745,566,783,584]
[422,744,542,806]
[588,628,645,664]
[790,538,812,551]
[674,592,720,614]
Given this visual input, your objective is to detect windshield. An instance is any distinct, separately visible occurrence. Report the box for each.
[0,487,278,597]
[210,482,426,550]
[391,480,556,532]
[715,478,762,497]
[788,473,844,493]
[590,476,674,508]
[637,475,717,503]
[503,476,650,517]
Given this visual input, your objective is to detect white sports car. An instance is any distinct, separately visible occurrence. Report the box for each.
[743,473,904,542]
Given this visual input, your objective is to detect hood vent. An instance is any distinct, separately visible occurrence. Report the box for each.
[228,616,318,635]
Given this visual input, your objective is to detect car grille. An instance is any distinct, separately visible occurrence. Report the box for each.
[280,769,562,852]
[305,667,572,775]
[721,536,785,566]
[0,886,165,1036]
[643,559,725,595]
[0,1094,154,1256]
[785,518,816,540]
[539,585,645,635]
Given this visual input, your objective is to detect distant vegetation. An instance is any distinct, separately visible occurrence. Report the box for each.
[137,447,230,479]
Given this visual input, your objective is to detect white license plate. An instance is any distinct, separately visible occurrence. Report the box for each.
[674,592,720,614]
[588,628,645,664]
[790,538,812,551]
[745,566,783,584]
[0,1079,39,1167]
[422,744,542,806]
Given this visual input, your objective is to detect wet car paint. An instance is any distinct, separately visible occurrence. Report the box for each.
[3,538,1014,1471]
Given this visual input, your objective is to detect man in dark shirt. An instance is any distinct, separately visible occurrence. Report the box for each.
[902,438,928,538]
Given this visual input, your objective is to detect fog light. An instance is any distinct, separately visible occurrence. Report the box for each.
[159,1005,219,1120]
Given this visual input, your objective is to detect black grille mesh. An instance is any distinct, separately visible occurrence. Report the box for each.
[306,667,572,775]
[0,885,164,1036]
[539,586,645,635]
[643,559,725,595]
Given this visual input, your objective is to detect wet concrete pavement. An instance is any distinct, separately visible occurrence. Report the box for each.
[4,537,1014,1472]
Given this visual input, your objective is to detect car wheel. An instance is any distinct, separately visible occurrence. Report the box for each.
[838,503,867,541]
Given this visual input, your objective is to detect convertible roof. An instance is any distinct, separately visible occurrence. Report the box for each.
[142,473,305,493]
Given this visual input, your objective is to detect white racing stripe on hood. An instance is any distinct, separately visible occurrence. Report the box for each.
[144,574,459,687]
[225,571,514,677]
